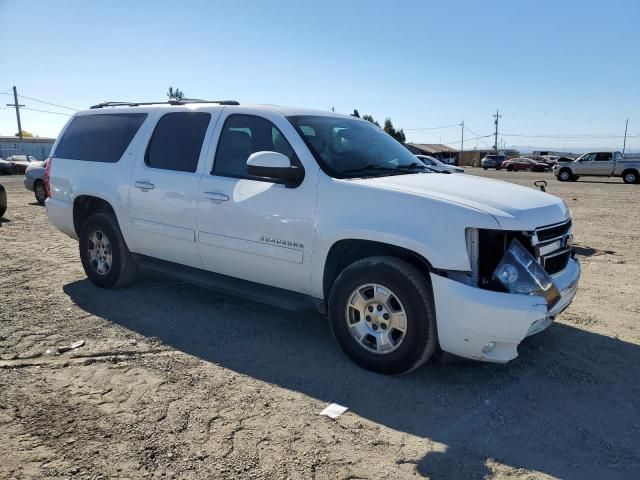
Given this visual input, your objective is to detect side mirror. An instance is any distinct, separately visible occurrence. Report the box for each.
[246,151,302,187]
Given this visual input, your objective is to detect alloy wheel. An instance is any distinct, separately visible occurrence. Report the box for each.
[345,283,408,354]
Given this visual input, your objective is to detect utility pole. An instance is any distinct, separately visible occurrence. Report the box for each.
[6,86,25,139]
[459,121,464,166]
[623,118,629,154]
[493,109,501,151]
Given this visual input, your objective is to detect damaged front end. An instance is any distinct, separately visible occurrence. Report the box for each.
[431,219,580,362]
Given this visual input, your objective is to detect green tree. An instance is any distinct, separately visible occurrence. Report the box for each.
[16,130,35,138]
[166,86,185,100]
[351,109,360,118]
[383,118,406,143]
[362,114,380,127]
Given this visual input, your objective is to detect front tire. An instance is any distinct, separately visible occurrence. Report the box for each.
[558,168,572,182]
[79,212,138,288]
[328,256,437,375]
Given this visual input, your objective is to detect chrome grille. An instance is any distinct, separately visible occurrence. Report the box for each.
[532,219,573,275]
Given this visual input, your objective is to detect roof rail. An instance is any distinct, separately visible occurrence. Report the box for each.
[89,99,240,109]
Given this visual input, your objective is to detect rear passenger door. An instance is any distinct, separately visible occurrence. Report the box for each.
[130,110,220,268]
[196,110,317,294]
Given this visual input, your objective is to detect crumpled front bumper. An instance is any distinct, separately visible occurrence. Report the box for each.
[431,256,580,363]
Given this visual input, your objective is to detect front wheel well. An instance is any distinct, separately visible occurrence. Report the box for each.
[621,168,638,177]
[322,239,433,299]
[73,195,116,237]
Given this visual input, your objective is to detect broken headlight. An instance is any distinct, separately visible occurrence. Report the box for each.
[493,239,560,308]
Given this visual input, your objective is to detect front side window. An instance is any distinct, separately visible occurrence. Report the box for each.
[579,153,596,162]
[145,112,211,172]
[55,113,147,162]
[213,114,298,180]
[288,115,424,178]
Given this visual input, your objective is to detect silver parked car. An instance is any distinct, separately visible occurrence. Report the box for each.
[24,160,48,205]
[416,155,464,174]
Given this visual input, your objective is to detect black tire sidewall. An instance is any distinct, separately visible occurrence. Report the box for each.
[623,170,637,184]
[34,181,46,205]
[0,185,6,217]
[79,213,125,288]
[328,258,435,375]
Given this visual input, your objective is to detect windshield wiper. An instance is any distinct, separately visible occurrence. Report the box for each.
[339,165,404,176]
[396,162,430,171]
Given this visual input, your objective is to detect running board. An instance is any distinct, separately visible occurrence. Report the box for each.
[134,254,326,314]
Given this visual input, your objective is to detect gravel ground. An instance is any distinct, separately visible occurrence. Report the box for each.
[1,170,639,479]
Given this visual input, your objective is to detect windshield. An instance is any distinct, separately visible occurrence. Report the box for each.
[288,115,426,178]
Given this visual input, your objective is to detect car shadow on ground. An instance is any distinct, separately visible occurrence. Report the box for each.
[64,276,640,479]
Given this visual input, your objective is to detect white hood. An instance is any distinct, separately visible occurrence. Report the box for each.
[357,173,570,230]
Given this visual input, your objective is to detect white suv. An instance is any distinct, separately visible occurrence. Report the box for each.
[45,100,580,374]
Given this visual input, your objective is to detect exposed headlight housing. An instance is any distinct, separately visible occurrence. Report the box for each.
[493,239,560,308]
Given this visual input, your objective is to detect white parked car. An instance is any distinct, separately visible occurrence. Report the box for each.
[415,155,464,174]
[45,100,580,374]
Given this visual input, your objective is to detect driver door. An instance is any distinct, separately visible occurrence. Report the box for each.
[196,110,317,294]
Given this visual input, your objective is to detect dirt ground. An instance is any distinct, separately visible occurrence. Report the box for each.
[1,169,639,480]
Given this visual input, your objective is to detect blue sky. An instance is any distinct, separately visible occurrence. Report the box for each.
[1,0,638,151]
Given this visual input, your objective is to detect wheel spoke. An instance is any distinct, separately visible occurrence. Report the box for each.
[349,289,369,313]
[372,285,391,305]
[375,330,394,352]
[389,311,407,332]
[349,320,369,342]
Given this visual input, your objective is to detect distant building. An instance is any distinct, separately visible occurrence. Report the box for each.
[404,143,459,165]
[0,136,55,160]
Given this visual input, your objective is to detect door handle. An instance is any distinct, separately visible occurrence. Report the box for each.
[134,180,155,190]
[203,192,229,202]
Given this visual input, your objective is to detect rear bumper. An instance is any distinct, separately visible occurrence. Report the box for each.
[24,177,34,191]
[430,257,580,363]
[45,198,77,240]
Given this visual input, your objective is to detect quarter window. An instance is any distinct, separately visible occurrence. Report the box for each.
[145,112,211,172]
[213,114,299,180]
[54,113,147,163]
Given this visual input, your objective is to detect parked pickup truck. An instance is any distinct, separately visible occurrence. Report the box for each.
[45,100,580,374]
[553,151,640,184]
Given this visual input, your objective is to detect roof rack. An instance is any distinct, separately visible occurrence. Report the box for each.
[89,99,240,109]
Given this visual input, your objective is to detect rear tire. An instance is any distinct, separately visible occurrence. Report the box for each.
[506,165,513,171]
[34,180,46,205]
[0,184,6,218]
[622,169,638,184]
[79,212,138,288]
[483,167,488,170]
[328,256,438,375]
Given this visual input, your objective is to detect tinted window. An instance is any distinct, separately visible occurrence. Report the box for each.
[213,114,298,179]
[595,152,612,161]
[55,114,147,162]
[146,112,211,172]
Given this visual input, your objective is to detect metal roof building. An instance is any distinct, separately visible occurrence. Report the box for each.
[0,136,55,160]
[404,143,460,165]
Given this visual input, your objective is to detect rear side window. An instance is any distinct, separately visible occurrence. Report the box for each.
[145,112,211,172]
[55,113,147,162]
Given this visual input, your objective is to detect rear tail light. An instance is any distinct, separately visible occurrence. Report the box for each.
[44,158,52,198]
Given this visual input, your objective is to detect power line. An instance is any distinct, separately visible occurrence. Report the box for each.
[501,132,639,139]
[404,123,460,131]
[0,91,79,111]
[21,107,73,117]
[18,94,79,111]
